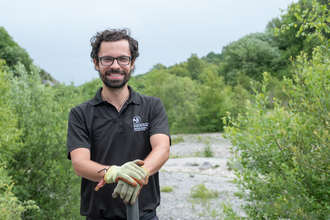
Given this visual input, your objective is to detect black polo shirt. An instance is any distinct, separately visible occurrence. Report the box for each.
[67,86,170,219]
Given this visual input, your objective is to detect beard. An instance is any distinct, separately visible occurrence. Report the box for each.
[99,68,132,89]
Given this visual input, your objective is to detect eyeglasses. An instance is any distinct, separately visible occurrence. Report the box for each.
[99,56,132,66]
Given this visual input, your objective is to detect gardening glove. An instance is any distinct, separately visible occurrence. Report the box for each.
[112,179,142,205]
[104,159,149,186]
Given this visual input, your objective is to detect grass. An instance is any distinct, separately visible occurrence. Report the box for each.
[189,184,243,219]
[190,183,219,199]
[171,135,184,145]
[189,184,242,219]
[160,185,174,192]
[169,153,182,158]
[194,143,214,157]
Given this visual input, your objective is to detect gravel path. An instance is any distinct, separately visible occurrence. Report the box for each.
[157,133,246,219]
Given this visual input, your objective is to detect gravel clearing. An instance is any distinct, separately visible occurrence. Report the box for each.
[157,133,247,219]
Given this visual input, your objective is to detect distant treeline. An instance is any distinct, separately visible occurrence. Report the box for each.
[1,0,329,219]
[78,0,323,134]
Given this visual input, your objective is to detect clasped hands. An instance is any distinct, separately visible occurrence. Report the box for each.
[95,159,149,205]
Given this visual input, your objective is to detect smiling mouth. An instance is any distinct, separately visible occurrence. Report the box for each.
[106,70,125,76]
[109,73,122,76]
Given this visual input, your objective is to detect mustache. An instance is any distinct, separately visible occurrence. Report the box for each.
[105,69,126,74]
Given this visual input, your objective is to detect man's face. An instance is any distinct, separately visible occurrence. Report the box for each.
[93,39,135,89]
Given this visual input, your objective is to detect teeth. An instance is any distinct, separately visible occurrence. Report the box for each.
[111,74,121,76]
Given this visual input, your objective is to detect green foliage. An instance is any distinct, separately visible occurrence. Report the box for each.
[202,51,223,65]
[80,77,103,100]
[168,64,191,78]
[278,0,330,42]
[169,153,182,159]
[202,144,214,157]
[220,32,285,83]
[0,61,39,219]
[194,144,214,158]
[187,53,206,80]
[198,65,230,132]
[224,51,330,218]
[4,63,81,219]
[190,183,219,199]
[0,61,20,164]
[273,0,323,63]
[0,165,39,220]
[160,185,174,192]
[171,135,184,145]
[141,69,201,133]
[0,27,33,74]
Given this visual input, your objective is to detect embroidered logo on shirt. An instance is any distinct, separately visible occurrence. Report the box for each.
[133,116,148,131]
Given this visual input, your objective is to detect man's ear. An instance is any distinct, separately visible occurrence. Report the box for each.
[93,58,100,71]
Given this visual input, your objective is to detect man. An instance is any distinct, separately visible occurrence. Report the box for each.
[67,28,171,220]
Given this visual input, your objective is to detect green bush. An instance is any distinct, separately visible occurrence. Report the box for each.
[0,61,39,219]
[224,2,330,218]
[224,53,330,218]
[5,63,82,219]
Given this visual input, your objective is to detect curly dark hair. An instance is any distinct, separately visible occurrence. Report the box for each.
[90,28,139,66]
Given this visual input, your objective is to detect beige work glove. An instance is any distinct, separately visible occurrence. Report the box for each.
[104,159,149,186]
[112,180,142,205]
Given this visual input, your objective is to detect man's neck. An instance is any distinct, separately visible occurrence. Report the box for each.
[101,84,130,111]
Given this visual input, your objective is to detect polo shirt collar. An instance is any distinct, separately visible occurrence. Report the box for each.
[128,85,140,105]
[90,86,140,106]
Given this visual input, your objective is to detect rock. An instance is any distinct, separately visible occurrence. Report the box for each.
[199,162,213,170]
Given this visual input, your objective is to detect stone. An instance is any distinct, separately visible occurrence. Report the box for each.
[199,162,213,170]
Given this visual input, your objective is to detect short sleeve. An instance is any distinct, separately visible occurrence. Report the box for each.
[148,98,170,139]
[67,108,91,159]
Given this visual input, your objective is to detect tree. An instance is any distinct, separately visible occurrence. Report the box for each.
[198,65,230,131]
[142,68,170,98]
[202,52,223,65]
[0,27,33,74]
[168,65,191,78]
[220,32,284,84]
[6,63,81,219]
[224,1,330,218]
[159,74,200,133]
[0,61,39,219]
[187,54,206,80]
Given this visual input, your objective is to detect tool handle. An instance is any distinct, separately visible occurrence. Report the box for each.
[126,199,139,220]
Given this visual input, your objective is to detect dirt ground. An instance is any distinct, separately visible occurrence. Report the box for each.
[157,133,246,220]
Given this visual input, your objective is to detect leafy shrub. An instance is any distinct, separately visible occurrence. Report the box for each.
[5,63,81,219]
[190,183,219,199]
[224,2,330,218]
[0,62,39,219]
[224,58,330,219]
[202,144,214,157]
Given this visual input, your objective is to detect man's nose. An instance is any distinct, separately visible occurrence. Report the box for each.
[111,59,121,69]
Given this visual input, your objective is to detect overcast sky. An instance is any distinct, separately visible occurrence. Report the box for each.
[1,0,297,86]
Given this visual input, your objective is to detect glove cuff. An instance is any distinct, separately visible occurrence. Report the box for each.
[142,166,149,177]
[104,165,118,184]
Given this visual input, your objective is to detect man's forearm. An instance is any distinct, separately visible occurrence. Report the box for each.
[72,158,108,182]
[70,149,108,182]
[144,134,170,176]
[144,147,169,176]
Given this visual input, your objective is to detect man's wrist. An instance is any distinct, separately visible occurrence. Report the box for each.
[104,166,111,176]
